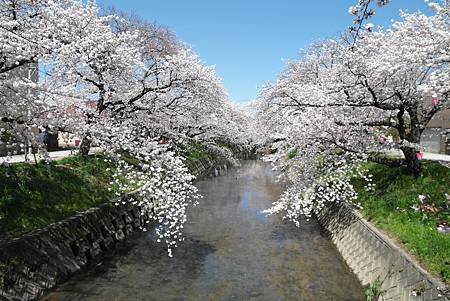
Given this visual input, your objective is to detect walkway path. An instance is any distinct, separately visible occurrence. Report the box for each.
[0,148,100,164]
[386,150,450,162]
[43,161,364,301]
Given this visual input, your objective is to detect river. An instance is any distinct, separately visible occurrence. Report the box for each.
[43,161,364,301]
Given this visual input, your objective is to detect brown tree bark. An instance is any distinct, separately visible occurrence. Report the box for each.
[393,105,423,176]
[401,146,422,177]
[80,135,92,158]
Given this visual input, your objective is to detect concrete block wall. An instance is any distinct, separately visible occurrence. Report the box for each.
[317,202,449,301]
[185,155,231,179]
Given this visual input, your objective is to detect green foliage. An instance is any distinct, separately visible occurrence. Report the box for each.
[365,277,385,301]
[353,162,450,283]
[182,143,210,166]
[0,130,15,143]
[0,154,116,237]
[116,151,142,168]
[287,149,298,159]
[376,127,399,139]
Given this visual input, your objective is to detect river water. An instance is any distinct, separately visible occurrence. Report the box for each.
[43,161,364,301]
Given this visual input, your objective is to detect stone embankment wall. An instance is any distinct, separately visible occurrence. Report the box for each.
[0,195,152,301]
[186,155,230,179]
[0,155,232,301]
[317,202,449,301]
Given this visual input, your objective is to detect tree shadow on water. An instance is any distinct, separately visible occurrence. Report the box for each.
[42,232,216,300]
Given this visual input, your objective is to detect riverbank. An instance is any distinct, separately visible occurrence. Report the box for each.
[353,162,450,284]
[42,161,364,301]
[0,145,239,300]
[0,143,245,239]
[0,155,116,238]
[315,160,449,300]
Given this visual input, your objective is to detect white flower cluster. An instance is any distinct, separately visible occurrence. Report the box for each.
[0,0,256,255]
[256,4,449,225]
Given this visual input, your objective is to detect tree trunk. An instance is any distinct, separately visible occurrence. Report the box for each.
[80,135,92,158]
[401,146,422,177]
[396,106,422,176]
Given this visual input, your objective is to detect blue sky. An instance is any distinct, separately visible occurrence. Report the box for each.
[96,0,432,103]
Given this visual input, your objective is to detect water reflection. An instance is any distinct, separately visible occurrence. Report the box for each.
[239,191,268,224]
[43,161,364,301]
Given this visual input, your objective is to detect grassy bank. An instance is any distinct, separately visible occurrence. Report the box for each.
[0,155,116,238]
[182,142,211,167]
[0,143,220,238]
[352,162,450,283]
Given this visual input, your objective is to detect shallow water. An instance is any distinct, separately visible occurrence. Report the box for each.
[43,161,364,301]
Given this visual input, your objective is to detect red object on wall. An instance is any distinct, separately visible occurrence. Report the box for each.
[74,139,81,146]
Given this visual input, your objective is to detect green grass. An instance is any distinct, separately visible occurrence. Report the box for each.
[287,149,298,159]
[182,143,211,166]
[352,162,450,283]
[0,154,116,238]
[0,145,217,238]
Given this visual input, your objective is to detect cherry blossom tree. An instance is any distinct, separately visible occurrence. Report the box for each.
[0,0,80,157]
[1,0,255,255]
[348,0,391,44]
[258,3,449,221]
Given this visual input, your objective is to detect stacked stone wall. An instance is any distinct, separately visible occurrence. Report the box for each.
[317,202,448,301]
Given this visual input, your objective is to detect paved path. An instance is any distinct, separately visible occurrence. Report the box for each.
[420,152,450,162]
[386,150,450,162]
[0,148,100,164]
